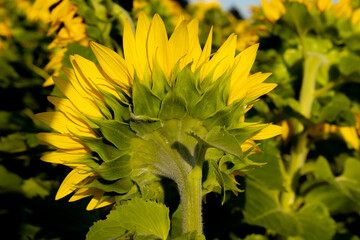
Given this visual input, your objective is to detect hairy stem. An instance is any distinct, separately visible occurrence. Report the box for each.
[281,52,324,210]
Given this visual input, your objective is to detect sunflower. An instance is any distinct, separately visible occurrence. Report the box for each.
[36,13,282,233]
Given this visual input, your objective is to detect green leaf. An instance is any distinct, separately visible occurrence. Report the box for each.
[318,94,355,126]
[339,53,360,75]
[345,33,360,51]
[86,198,170,240]
[282,2,315,36]
[305,185,359,214]
[244,179,336,239]
[133,76,161,118]
[336,158,360,203]
[21,178,52,198]
[158,90,187,120]
[305,157,360,214]
[170,205,183,239]
[246,140,285,191]
[0,165,22,192]
[295,203,336,240]
[314,156,334,182]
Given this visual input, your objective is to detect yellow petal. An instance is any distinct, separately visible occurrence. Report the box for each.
[47,96,97,137]
[37,132,86,150]
[70,55,104,103]
[35,112,94,137]
[229,44,260,104]
[135,12,151,79]
[147,14,170,76]
[123,18,137,79]
[183,18,202,69]
[316,0,332,12]
[95,196,115,209]
[41,149,88,165]
[169,20,189,71]
[241,139,261,154]
[69,187,94,202]
[56,168,94,200]
[86,189,104,210]
[247,82,277,99]
[202,34,237,80]
[261,0,285,23]
[251,124,283,140]
[352,9,360,25]
[194,26,213,71]
[90,41,131,89]
[53,75,103,117]
[339,126,359,150]
[73,54,121,99]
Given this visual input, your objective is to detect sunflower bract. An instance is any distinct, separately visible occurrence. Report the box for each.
[36,12,282,211]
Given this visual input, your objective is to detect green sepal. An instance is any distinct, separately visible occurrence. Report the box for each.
[132,74,162,118]
[190,71,231,119]
[86,198,171,240]
[158,90,187,120]
[94,155,132,181]
[203,99,245,129]
[152,59,170,99]
[69,153,101,169]
[191,126,242,159]
[219,154,252,174]
[130,114,163,137]
[82,177,133,194]
[94,98,113,120]
[99,88,130,122]
[173,67,201,110]
[208,160,228,204]
[228,124,267,145]
[76,135,123,162]
[90,118,135,150]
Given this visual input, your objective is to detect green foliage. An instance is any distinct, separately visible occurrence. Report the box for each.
[3,0,360,239]
[86,198,170,240]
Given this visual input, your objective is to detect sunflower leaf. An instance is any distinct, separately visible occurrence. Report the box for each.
[86,198,170,240]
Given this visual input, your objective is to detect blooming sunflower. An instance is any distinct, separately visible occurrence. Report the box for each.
[36,13,282,233]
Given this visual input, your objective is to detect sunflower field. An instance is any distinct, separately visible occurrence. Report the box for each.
[1,0,360,239]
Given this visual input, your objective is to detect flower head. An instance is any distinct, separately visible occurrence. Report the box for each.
[37,13,282,210]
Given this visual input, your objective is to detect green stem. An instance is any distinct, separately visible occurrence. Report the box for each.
[26,62,50,80]
[281,52,324,210]
[314,78,345,98]
[181,164,203,234]
[146,119,206,235]
[180,143,205,234]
